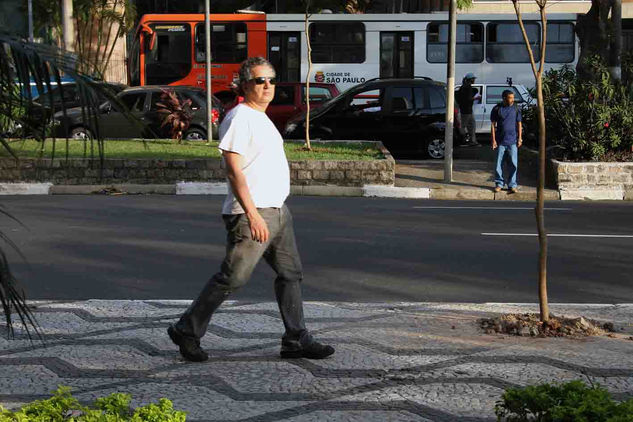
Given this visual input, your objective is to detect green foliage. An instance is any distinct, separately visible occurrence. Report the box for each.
[495,380,633,421]
[522,57,633,161]
[0,387,186,422]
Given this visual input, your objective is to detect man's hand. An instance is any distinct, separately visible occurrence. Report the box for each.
[492,140,498,150]
[518,138,523,148]
[246,210,269,243]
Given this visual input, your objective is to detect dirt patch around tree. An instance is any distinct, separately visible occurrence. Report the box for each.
[480,313,617,338]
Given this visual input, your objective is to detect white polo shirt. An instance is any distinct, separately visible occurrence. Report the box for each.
[218,104,290,215]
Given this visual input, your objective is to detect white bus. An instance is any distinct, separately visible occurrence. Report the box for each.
[266,12,578,92]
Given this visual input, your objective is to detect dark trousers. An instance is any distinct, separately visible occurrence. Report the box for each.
[175,204,310,348]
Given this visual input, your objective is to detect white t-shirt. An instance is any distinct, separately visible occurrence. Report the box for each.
[218,104,290,215]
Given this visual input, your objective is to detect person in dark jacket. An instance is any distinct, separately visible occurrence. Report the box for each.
[455,72,481,146]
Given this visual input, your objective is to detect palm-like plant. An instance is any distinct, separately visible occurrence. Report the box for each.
[0,33,128,340]
[155,89,193,143]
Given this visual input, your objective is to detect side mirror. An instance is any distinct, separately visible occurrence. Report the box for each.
[100,102,112,114]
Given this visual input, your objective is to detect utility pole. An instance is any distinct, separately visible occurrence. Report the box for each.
[443,0,457,182]
[61,0,74,51]
[205,0,213,142]
[27,0,34,42]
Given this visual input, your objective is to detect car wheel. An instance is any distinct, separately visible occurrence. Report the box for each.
[427,137,445,159]
[70,126,92,140]
[184,127,206,141]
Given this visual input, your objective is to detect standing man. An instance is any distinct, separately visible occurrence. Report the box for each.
[491,89,522,193]
[168,57,335,362]
[455,73,481,146]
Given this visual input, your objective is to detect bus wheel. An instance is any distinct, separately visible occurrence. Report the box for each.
[184,127,206,141]
[427,137,445,159]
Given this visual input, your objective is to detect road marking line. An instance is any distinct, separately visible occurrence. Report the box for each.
[482,233,633,238]
[413,206,572,211]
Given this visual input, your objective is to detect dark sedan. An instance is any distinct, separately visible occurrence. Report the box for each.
[284,77,464,159]
[54,86,222,140]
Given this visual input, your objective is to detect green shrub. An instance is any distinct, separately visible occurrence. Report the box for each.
[523,56,633,161]
[0,386,186,422]
[495,380,633,421]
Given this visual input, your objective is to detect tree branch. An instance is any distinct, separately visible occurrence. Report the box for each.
[512,0,539,79]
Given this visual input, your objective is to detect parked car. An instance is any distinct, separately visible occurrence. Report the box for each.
[54,86,223,140]
[454,83,533,134]
[33,82,127,114]
[283,77,464,159]
[267,82,340,132]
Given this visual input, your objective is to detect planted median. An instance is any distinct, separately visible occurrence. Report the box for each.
[0,139,394,187]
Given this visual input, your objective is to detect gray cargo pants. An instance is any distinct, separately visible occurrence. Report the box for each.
[175,204,311,348]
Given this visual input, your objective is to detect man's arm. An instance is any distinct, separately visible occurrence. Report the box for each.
[223,151,269,243]
[517,121,522,147]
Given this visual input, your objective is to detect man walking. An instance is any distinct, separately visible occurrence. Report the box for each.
[455,73,481,146]
[168,57,335,362]
[491,89,522,193]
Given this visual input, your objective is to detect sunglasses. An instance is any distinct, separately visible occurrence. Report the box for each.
[249,76,277,85]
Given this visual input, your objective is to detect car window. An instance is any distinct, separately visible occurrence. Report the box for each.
[389,87,414,112]
[345,88,383,113]
[302,86,334,103]
[271,86,295,106]
[428,85,446,109]
[120,93,146,112]
[454,85,483,105]
[486,86,525,104]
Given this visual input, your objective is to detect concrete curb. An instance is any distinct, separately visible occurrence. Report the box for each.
[0,183,52,195]
[0,182,629,201]
[560,188,625,201]
[50,184,176,195]
[363,185,430,199]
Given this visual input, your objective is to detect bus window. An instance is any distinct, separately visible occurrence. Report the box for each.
[195,23,247,63]
[427,23,484,63]
[546,23,575,63]
[486,22,540,63]
[145,24,192,85]
[309,22,365,63]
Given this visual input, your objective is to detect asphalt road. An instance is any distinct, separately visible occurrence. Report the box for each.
[1,195,632,303]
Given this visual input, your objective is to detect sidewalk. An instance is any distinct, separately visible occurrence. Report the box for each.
[1,301,632,421]
[396,145,560,201]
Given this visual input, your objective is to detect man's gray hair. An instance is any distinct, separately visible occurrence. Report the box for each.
[238,57,275,85]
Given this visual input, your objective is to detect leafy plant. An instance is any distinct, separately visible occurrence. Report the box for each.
[0,33,139,339]
[495,380,633,421]
[155,90,193,143]
[0,386,187,421]
[523,57,633,161]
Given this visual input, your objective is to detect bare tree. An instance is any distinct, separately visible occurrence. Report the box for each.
[304,0,313,150]
[511,0,550,324]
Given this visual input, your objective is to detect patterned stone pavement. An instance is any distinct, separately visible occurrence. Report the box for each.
[1,301,633,421]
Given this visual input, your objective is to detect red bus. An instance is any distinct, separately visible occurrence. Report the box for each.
[128,13,266,94]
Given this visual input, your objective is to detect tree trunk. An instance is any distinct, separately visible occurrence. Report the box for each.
[304,3,312,150]
[513,0,550,324]
[576,0,622,80]
[609,0,622,81]
[535,76,549,323]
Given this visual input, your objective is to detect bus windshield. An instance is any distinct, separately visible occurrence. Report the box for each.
[145,23,192,85]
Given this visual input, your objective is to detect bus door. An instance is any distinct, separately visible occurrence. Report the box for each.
[268,32,300,82]
[380,32,414,79]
